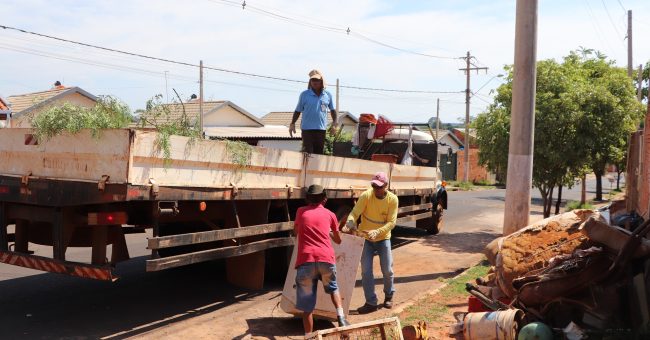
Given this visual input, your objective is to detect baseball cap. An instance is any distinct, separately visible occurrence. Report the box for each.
[371,172,388,187]
[309,69,323,80]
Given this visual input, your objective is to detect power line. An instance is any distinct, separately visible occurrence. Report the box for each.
[0,24,460,94]
[207,0,460,60]
[601,0,625,43]
[616,0,626,12]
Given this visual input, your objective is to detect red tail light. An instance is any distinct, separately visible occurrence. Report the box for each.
[88,212,128,225]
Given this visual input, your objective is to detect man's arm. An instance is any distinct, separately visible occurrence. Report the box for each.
[289,111,300,137]
[331,230,342,244]
[347,191,368,224]
[293,208,304,236]
[330,109,338,127]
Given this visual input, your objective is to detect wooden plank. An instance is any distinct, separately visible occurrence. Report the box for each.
[148,221,294,249]
[0,129,131,183]
[398,203,432,214]
[390,163,438,190]
[396,212,432,224]
[305,154,391,191]
[129,131,304,189]
[145,237,294,271]
[281,233,364,320]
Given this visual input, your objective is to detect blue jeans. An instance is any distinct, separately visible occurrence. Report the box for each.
[361,239,395,306]
[295,262,339,312]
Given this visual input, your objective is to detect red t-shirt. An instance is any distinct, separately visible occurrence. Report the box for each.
[294,204,339,268]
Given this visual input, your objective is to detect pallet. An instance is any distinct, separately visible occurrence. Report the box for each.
[306,317,404,340]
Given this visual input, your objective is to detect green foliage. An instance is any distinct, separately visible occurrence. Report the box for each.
[565,200,595,212]
[225,139,253,168]
[474,49,644,217]
[30,96,132,142]
[138,94,202,164]
[450,180,473,191]
[324,128,353,155]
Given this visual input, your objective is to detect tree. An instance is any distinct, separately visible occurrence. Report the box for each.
[568,51,645,200]
[474,50,642,217]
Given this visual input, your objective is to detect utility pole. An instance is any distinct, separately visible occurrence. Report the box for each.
[164,71,169,103]
[336,78,340,112]
[435,98,440,141]
[503,0,538,235]
[627,10,633,77]
[638,64,643,102]
[459,51,488,182]
[199,60,204,137]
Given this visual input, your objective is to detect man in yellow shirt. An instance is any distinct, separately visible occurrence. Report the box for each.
[344,172,398,314]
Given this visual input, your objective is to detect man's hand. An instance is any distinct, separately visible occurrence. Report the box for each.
[289,123,297,137]
[366,229,380,240]
[341,220,357,233]
[328,124,337,135]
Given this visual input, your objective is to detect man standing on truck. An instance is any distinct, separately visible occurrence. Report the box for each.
[294,184,350,333]
[290,69,338,154]
[344,172,398,314]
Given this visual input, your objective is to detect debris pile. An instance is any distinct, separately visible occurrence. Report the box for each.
[451,204,650,339]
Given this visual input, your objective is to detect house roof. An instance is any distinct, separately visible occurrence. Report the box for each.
[261,111,358,128]
[7,87,97,117]
[437,130,464,146]
[204,125,300,139]
[140,100,264,127]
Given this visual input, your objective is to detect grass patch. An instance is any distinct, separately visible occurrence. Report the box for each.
[565,200,595,211]
[399,261,490,326]
[450,181,473,191]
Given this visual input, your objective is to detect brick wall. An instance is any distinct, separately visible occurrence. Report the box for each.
[456,148,491,183]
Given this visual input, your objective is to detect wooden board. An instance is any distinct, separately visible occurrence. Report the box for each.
[390,163,438,190]
[280,233,365,319]
[128,131,305,188]
[0,128,130,183]
[305,154,391,190]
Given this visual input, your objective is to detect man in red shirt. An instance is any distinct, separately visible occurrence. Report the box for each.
[294,184,350,334]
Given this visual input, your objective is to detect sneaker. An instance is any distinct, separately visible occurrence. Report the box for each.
[384,295,394,309]
[357,303,379,314]
[337,316,350,327]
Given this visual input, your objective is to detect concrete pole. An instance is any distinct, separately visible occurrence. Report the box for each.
[464,51,471,182]
[628,10,633,77]
[436,98,440,141]
[503,0,538,235]
[336,78,340,112]
[638,64,644,102]
[199,60,204,137]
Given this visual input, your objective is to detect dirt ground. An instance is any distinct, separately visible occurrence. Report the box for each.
[131,217,504,339]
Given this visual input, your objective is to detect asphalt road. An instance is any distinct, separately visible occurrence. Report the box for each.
[0,176,618,338]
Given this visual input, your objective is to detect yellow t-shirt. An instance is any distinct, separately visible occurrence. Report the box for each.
[347,189,399,241]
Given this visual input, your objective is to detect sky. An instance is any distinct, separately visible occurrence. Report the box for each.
[1,0,649,125]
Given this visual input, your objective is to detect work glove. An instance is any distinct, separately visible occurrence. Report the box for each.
[341,220,357,233]
[289,123,297,137]
[366,229,380,240]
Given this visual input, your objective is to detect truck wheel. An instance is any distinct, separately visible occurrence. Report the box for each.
[416,202,443,235]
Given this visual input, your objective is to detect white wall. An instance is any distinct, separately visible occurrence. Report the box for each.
[203,105,261,127]
[257,139,302,152]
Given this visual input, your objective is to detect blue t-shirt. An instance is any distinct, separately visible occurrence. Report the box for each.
[294,89,334,131]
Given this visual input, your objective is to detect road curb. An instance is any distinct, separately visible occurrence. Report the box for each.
[390,259,484,316]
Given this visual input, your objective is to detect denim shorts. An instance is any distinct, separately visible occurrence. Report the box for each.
[295,262,339,312]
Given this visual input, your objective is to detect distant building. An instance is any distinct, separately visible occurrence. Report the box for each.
[261,111,358,134]
[139,98,265,128]
[7,82,98,128]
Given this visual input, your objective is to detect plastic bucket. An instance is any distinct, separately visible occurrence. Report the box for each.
[462,309,523,340]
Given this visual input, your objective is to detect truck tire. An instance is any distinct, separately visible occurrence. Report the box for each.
[416,202,444,235]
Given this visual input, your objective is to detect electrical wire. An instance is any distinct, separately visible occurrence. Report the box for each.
[207,0,460,60]
[582,0,615,57]
[0,24,460,94]
[600,0,625,43]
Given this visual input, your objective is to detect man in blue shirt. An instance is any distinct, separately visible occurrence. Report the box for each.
[290,69,338,154]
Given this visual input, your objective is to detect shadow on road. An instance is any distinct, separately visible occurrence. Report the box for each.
[421,231,500,254]
[236,316,334,339]
[0,256,272,339]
